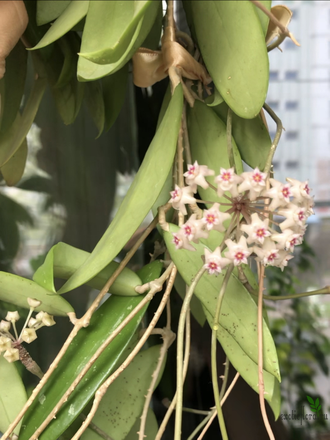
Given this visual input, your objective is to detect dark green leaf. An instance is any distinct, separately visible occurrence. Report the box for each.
[102,64,128,132]
[1,138,27,186]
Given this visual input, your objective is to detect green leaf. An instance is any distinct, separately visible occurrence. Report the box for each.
[164,224,280,381]
[315,398,320,408]
[0,77,46,167]
[1,138,28,186]
[0,271,74,316]
[306,395,315,405]
[124,408,158,440]
[58,85,183,294]
[187,100,243,205]
[36,0,71,26]
[102,64,129,132]
[31,1,89,50]
[136,260,163,284]
[253,1,272,36]
[205,87,224,107]
[140,1,163,50]
[20,295,148,440]
[79,1,158,65]
[0,357,27,436]
[212,101,271,170]
[190,1,269,118]
[81,345,163,440]
[77,1,160,81]
[33,242,142,297]
[0,40,27,134]
[203,307,281,419]
[317,405,322,412]
[85,80,105,137]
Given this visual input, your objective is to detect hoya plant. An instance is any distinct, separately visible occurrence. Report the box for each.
[0,1,327,439]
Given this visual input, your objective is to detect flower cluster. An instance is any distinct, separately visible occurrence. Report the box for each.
[169,162,314,275]
[0,298,55,363]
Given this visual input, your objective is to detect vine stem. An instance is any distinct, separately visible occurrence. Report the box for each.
[174,267,206,440]
[257,265,275,440]
[71,266,178,440]
[155,311,191,440]
[211,266,234,440]
[226,108,234,170]
[2,216,159,440]
[263,103,283,175]
[196,372,240,440]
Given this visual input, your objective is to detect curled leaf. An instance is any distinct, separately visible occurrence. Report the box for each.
[265,5,293,45]
[132,48,167,88]
[0,0,28,79]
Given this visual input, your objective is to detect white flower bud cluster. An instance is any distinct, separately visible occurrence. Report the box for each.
[169,162,314,275]
[0,298,55,363]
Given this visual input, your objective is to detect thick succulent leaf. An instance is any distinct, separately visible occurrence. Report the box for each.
[212,101,271,170]
[203,307,281,419]
[164,224,280,381]
[0,271,73,316]
[0,77,46,167]
[174,273,206,327]
[54,36,76,89]
[253,1,272,36]
[0,357,27,435]
[58,85,183,294]
[1,138,27,186]
[205,87,224,107]
[31,1,89,50]
[102,64,128,132]
[187,100,243,205]
[77,1,160,81]
[36,0,70,26]
[141,1,163,50]
[19,295,148,440]
[85,80,105,137]
[190,1,269,118]
[124,408,158,440]
[79,1,159,65]
[33,242,142,297]
[0,40,27,134]
[81,345,163,440]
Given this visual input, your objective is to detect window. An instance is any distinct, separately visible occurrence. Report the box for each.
[268,101,279,110]
[285,71,298,81]
[286,131,299,140]
[286,161,299,169]
[269,131,276,140]
[285,39,297,50]
[269,71,279,81]
[291,9,298,19]
[286,101,298,110]
[272,161,280,170]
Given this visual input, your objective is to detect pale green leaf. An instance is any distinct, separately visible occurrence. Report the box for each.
[36,0,71,26]
[58,86,183,294]
[0,357,27,435]
[253,1,272,36]
[124,409,158,440]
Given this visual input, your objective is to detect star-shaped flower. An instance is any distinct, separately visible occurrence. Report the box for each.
[271,229,302,252]
[238,168,267,200]
[169,185,196,215]
[279,204,307,231]
[202,203,231,232]
[215,168,242,198]
[172,230,196,251]
[184,161,214,192]
[181,214,209,243]
[253,238,280,266]
[224,236,251,266]
[264,179,292,211]
[240,213,271,244]
[203,247,231,275]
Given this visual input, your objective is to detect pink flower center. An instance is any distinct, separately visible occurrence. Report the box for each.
[268,252,277,262]
[184,225,192,236]
[221,172,231,181]
[304,184,310,195]
[256,228,266,237]
[208,262,218,271]
[290,238,297,247]
[235,252,244,261]
[173,235,180,246]
[252,173,262,183]
[206,214,216,225]
[188,166,196,175]
[171,189,179,199]
[298,211,305,222]
[282,187,291,198]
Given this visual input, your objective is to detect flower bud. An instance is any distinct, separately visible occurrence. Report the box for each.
[5,311,20,322]
[0,336,12,352]
[42,313,56,327]
[27,297,42,309]
[0,320,11,332]
[35,311,45,322]
[3,347,19,363]
[28,318,38,328]
[21,328,37,344]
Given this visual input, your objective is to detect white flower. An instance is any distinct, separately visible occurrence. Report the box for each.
[28,318,38,328]
[21,328,37,344]
[253,238,280,266]
[264,179,292,211]
[169,185,196,215]
[35,311,46,322]
[172,231,195,251]
[224,236,251,266]
[41,313,56,327]
[215,168,242,197]
[0,336,12,352]
[286,178,312,203]
[271,229,302,252]
[0,320,11,332]
[184,161,214,192]
[238,168,267,200]
[277,250,294,271]
[240,213,271,244]
[5,311,20,322]
[3,347,19,363]
[202,203,231,232]
[181,214,209,243]
[279,204,307,231]
[27,298,42,309]
[203,247,231,275]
